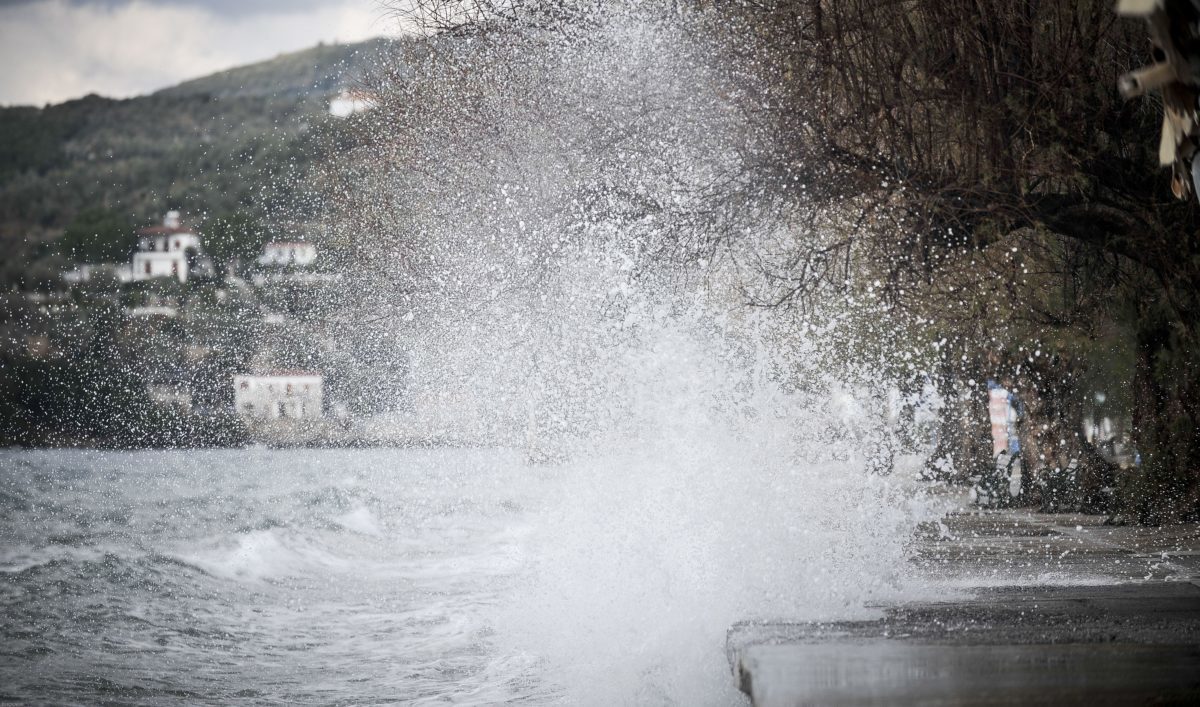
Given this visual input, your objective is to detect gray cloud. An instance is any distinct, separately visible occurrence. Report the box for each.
[0,0,348,15]
[0,0,390,105]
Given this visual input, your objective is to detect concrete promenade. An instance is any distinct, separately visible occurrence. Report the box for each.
[727,507,1200,706]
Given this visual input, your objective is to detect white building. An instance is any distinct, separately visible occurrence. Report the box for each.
[258,241,318,267]
[329,90,377,118]
[147,384,192,412]
[62,263,133,285]
[125,305,178,318]
[131,211,205,283]
[233,372,324,421]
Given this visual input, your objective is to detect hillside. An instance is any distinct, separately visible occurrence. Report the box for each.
[0,37,398,287]
[158,38,395,100]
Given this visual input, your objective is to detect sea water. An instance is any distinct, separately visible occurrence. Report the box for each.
[1,448,541,705]
[0,440,929,706]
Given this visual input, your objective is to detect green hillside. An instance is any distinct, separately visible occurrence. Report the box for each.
[0,37,397,287]
[158,38,394,100]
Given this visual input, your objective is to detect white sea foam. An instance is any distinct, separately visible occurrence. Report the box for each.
[182,528,351,582]
[336,505,384,537]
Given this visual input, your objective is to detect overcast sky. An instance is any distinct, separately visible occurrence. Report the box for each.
[0,0,398,106]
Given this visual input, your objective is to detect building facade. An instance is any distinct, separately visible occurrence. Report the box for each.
[258,241,318,267]
[62,263,134,285]
[233,373,324,421]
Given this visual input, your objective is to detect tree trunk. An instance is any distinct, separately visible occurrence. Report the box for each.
[1125,315,1200,524]
[927,355,992,484]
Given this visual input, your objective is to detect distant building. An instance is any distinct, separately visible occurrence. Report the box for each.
[233,372,324,421]
[62,263,133,285]
[147,384,192,412]
[184,344,212,362]
[25,335,52,358]
[125,305,178,318]
[328,89,376,118]
[258,241,317,267]
[131,211,207,283]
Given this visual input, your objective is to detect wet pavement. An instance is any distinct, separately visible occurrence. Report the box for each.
[727,508,1200,706]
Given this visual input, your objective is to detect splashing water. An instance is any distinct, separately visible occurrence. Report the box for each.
[329,222,937,705]
[488,317,933,705]
[311,3,942,703]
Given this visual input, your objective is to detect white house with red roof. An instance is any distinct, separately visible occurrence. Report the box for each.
[131,211,205,282]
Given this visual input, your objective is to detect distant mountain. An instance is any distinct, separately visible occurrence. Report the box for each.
[157,38,396,100]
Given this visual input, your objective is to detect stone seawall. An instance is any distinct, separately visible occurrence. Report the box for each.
[728,509,1200,705]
